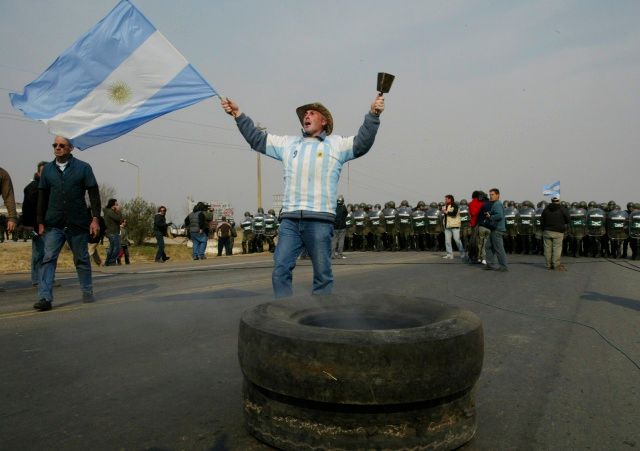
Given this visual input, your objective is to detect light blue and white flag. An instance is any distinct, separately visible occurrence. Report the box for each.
[542,181,560,197]
[9,0,217,150]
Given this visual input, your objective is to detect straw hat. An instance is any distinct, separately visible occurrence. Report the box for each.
[296,102,333,135]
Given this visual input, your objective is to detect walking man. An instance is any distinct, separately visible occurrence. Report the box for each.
[483,188,508,272]
[34,136,101,311]
[541,195,570,271]
[221,94,384,297]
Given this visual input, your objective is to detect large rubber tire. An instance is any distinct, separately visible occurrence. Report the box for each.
[238,293,483,405]
[243,378,477,451]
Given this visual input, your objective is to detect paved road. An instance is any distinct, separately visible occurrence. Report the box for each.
[1,252,639,450]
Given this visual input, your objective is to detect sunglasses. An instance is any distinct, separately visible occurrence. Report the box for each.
[52,143,68,149]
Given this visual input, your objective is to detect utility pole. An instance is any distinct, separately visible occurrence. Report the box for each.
[256,123,267,209]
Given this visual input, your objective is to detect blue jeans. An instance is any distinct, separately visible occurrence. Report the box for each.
[485,230,508,269]
[39,227,92,301]
[272,218,334,298]
[444,227,465,256]
[106,233,121,265]
[31,234,45,284]
[155,231,166,261]
[191,232,207,258]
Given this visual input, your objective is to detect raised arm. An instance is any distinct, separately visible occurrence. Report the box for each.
[352,94,385,158]
[221,97,267,153]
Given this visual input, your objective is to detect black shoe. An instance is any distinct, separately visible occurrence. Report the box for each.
[163,256,170,261]
[33,299,52,311]
[497,267,509,272]
[82,292,96,303]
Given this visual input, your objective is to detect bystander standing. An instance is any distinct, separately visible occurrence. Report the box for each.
[442,194,465,260]
[541,195,570,271]
[154,206,169,263]
[483,188,508,272]
[216,216,233,256]
[332,195,348,259]
[22,161,48,285]
[103,198,122,266]
[0,167,17,236]
[117,218,132,265]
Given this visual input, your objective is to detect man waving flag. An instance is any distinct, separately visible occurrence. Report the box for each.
[9,0,217,150]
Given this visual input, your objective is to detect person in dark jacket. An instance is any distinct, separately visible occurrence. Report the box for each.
[332,195,348,259]
[22,161,47,285]
[154,206,169,263]
[184,203,207,260]
[541,195,570,271]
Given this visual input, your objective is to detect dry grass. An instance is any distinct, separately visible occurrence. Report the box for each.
[0,239,222,273]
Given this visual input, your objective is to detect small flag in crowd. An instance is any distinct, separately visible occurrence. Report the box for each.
[9,0,217,150]
[542,181,560,198]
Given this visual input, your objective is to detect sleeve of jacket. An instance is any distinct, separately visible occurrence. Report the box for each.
[235,113,267,154]
[352,113,380,158]
[0,168,17,221]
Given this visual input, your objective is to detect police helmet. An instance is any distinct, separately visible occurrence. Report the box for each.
[587,201,597,209]
[627,202,634,211]
[388,201,396,209]
[257,207,264,215]
[268,209,276,216]
[459,199,468,206]
[374,203,381,210]
[337,194,345,205]
[430,202,438,209]
[523,200,534,209]
[400,200,409,207]
[579,201,587,209]
[438,201,445,208]
[244,211,251,218]
[417,201,426,208]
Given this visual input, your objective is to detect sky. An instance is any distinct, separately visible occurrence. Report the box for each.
[1,0,639,223]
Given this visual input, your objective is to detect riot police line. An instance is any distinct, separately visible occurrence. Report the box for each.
[227,200,640,260]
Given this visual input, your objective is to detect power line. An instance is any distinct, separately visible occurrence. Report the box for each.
[0,112,248,150]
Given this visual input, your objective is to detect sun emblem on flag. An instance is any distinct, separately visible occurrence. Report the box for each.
[107,81,133,105]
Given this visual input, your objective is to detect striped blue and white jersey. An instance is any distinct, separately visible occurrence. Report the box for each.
[236,112,380,221]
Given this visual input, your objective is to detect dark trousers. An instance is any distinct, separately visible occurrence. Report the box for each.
[218,236,232,256]
[155,231,166,261]
[117,245,130,264]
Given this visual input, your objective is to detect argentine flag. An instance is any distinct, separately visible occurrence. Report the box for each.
[542,181,560,197]
[9,0,217,150]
